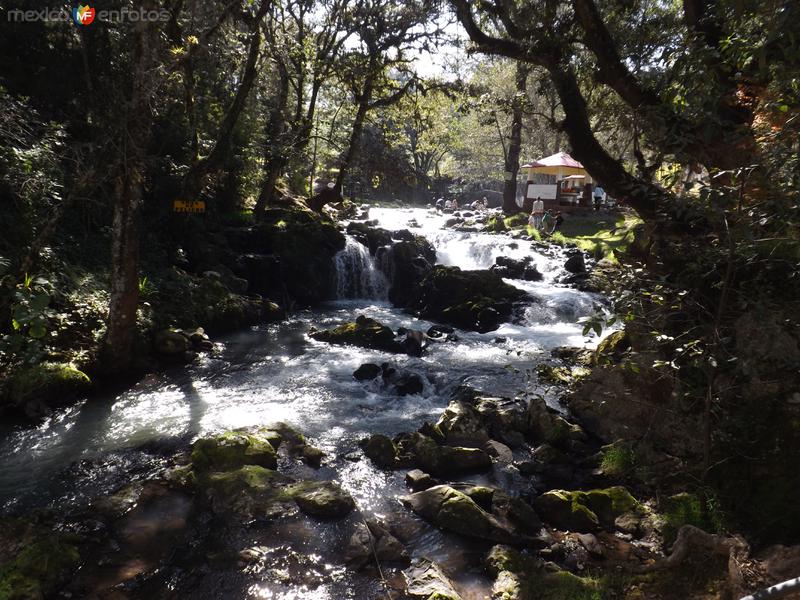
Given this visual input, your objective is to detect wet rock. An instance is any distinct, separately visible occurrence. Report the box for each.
[403,558,462,600]
[399,328,427,357]
[427,324,454,338]
[401,485,544,546]
[484,440,514,463]
[564,252,586,274]
[360,434,398,469]
[401,433,492,476]
[154,328,191,356]
[394,373,424,396]
[405,469,436,492]
[301,445,325,468]
[353,363,382,381]
[346,222,393,254]
[380,237,437,307]
[203,465,293,518]
[345,520,409,569]
[437,388,530,448]
[293,481,355,518]
[408,265,529,333]
[191,430,279,472]
[491,256,544,282]
[310,315,404,353]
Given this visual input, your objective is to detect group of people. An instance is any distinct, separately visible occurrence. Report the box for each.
[528,197,563,235]
[435,196,489,212]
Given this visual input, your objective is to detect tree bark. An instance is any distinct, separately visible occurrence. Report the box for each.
[254,62,290,219]
[334,91,371,196]
[102,5,157,372]
[502,62,528,214]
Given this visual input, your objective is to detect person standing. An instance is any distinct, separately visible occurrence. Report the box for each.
[593,185,605,211]
[531,197,545,230]
[551,211,564,234]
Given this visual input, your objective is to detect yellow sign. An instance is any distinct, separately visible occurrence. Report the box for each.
[173,199,205,213]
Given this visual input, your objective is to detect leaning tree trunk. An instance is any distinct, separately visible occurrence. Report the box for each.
[333,95,370,197]
[502,63,528,214]
[102,7,156,372]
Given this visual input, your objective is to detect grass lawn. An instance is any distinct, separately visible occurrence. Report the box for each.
[549,212,642,261]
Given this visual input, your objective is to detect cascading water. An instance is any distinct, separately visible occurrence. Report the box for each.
[0,206,617,600]
[334,235,390,300]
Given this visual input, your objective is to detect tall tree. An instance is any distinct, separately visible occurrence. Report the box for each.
[102,2,160,371]
[502,62,529,214]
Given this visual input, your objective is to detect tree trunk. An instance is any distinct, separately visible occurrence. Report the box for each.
[502,63,528,214]
[334,93,370,196]
[102,8,156,373]
[254,63,290,219]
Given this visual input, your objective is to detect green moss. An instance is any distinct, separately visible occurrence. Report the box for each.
[310,315,403,353]
[0,535,80,600]
[191,430,278,472]
[661,492,720,546]
[485,215,508,232]
[535,487,640,532]
[595,330,630,364]
[7,363,91,407]
[600,442,637,477]
[504,213,529,229]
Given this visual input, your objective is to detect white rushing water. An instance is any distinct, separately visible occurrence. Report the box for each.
[0,207,610,514]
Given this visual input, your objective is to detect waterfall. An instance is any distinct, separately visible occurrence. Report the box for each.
[334,236,390,300]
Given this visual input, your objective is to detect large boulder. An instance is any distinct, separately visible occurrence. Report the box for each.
[564,252,586,274]
[491,256,543,282]
[346,520,409,569]
[401,485,544,546]
[346,222,394,254]
[191,430,279,472]
[533,486,639,532]
[408,266,530,333]
[398,433,492,476]
[310,315,404,353]
[378,237,437,307]
[5,363,92,419]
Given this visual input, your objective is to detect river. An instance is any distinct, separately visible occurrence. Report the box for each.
[0,206,611,599]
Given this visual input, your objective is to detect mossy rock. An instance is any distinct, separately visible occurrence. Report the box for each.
[660,492,714,546]
[534,487,640,532]
[191,430,279,472]
[504,213,529,229]
[310,315,403,353]
[594,330,630,364]
[0,535,81,600]
[537,364,574,385]
[6,363,91,416]
[360,434,398,469]
[486,545,603,600]
[291,481,355,518]
[485,214,508,233]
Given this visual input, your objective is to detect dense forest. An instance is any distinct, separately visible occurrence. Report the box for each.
[0,0,798,599]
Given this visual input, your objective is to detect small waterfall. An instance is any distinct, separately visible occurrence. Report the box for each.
[334,236,390,300]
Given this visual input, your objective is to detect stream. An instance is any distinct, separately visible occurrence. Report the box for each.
[0,207,611,599]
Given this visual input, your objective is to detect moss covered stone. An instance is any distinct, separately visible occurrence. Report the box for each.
[291,481,355,518]
[310,315,403,353]
[191,430,279,472]
[6,363,91,417]
[594,330,630,364]
[534,487,640,532]
[0,535,80,600]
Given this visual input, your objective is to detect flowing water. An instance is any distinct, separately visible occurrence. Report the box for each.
[0,207,611,599]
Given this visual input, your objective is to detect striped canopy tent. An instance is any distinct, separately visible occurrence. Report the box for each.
[521,151,590,179]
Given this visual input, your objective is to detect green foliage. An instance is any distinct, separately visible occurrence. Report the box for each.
[661,492,726,547]
[0,275,52,364]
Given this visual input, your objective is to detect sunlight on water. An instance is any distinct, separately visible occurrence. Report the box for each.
[0,206,615,514]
